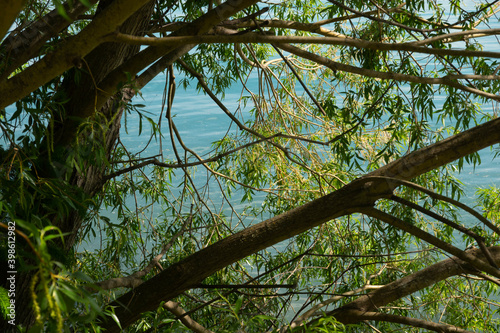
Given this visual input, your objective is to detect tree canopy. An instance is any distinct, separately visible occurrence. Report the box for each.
[1,0,500,332]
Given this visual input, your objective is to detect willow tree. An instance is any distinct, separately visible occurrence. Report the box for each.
[1,0,500,332]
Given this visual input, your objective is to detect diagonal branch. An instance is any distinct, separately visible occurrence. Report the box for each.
[271,44,327,116]
[0,0,153,109]
[162,301,214,333]
[409,28,500,46]
[359,206,500,279]
[100,117,500,332]
[362,176,500,236]
[341,310,475,333]
[0,0,26,42]
[67,0,261,133]
[0,0,98,80]
[327,246,500,326]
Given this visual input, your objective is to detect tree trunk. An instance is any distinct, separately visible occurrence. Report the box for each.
[1,1,154,331]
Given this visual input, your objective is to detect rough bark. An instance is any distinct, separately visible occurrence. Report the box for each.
[2,0,499,331]
[73,0,262,129]
[0,0,26,43]
[1,1,155,331]
[0,0,152,109]
[2,1,262,331]
[0,0,98,80]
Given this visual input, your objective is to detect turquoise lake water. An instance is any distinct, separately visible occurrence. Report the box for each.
[122,67,499,229]
[118,1,500,233]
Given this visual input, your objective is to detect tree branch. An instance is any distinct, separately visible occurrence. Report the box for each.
[409,28,500,46]
[162,301,214,333]
[288,284,384,330]
[275,43,500,101]
[100,117,500,332]
[176,58,322,177]
[107,32,500,60]
[358,176,500,234]
[0,0,26,42]
[72,0,260,130]
[327,0,494,35]
[390,194,499,268]
[152,5,405,36]
[103,134,283,181]
[0,0,153,109]
[344,310,475,333]
[327,246,500,325]
[359,206,500,279]
[0,0,98,80]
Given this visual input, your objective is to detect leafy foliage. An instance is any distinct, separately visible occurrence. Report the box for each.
[1,0,500,332]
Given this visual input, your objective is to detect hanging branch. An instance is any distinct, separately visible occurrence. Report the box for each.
[362,176,500,236]
[390,195,498,268]
[324,247,500,327]
[359,206,500,279]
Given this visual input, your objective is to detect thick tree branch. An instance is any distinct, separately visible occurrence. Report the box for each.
[368,118,500,179]
[103,31,500,106]
[275,43,500,101]
[0,0,26,42]
[100,117,500,332]
[71,0,260,130]
[366,177,500,235]
[90,207,194,291]
[340,310,475,333]
[0,0,98,80]
[0,0,153,109]
[107,32,500,60]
